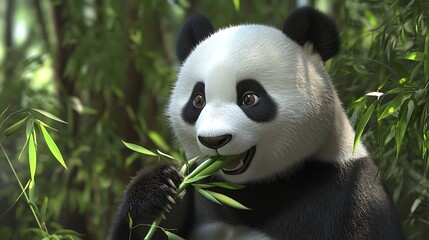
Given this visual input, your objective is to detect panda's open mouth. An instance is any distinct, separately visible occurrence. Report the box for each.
[222,146,256,175]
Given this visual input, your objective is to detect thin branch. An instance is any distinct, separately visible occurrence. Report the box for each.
[0,144,49,236]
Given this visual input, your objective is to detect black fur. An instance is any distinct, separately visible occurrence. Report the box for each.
[282,7,340,61]
[110,158,404,239]
[176,14,214,62]
[182,82,205,125]
[236,79,277,123]
[198,134,232,149]
[109,165,191,240]
[182,80,277,125]
[194,157,404,239]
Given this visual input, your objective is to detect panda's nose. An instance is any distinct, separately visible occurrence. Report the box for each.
[198,134,232,149]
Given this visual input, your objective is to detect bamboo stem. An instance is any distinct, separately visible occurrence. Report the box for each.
[143,157,220,239]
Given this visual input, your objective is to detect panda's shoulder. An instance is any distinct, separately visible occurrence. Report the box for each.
[289,157,381,187]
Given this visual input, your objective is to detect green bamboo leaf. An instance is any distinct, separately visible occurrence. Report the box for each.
[186,157,217,179]
[149,131,170,151]
[191,183,214,189]
[31,108,67,124]
[26,118,34,139]
[54,229,82,237]
[192,182,245,190]
[180,156,201,175]
[422,105,428,163]
[28,132,37,182]
[378,94,408,120]
[156,149,176,161]
[206,190,251,210]
[353,95,367,104]
[385,88,408,95]
[184,174,210,184]
[353,101,376,153]
[180,161,190,175]
[364,10,378,26]
[29,180,35,203]
[122,140,157,157]
[208,182,246,190]
[383,124,396,146]
[28,228,46,237]
[194,156,235,178]
[196,187,221,205]
[18,119,34,160]
[39,124,67,169]
[424,32,429,79]
[40,197,48,222]
[195,160,225,177]
[404,51,425,61]
[35,119,58,132]
[4,116,28,136]
[164,231,186,240]
[125,153,139,168]
[353,64,369,74]
[232,0,240,11]
[395,99,413,158]
[410,62,423,82]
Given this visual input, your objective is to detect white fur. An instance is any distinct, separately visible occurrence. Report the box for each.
[189,222,271,240]
[167,24,368,183]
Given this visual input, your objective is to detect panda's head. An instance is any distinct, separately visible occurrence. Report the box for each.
[167,7,341,183]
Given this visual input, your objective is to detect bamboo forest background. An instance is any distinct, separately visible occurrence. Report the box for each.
[0,0,428,239]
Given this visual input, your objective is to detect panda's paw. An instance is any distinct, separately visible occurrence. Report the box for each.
[121,164,183,221]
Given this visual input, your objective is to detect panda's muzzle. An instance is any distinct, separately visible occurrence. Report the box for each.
[197,134,255,175]
[222,146,256,175]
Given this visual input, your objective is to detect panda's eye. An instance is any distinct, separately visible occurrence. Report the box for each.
[193,94,205,108]
[242,92,259,106]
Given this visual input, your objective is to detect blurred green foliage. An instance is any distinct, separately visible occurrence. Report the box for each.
[0,0,427,239]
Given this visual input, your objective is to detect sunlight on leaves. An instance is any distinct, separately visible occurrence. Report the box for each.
[31,108,67,124]
[378,94,408,121]
[122,140,157,157]
[232,0,240,11]
[39,124,67,169]
[404,52,425,61]
[28,132,37,183]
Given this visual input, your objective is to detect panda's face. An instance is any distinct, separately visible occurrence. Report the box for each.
[168,24,335,183]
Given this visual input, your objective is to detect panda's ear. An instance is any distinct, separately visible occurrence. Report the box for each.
[282,7,340,62]
[176,14,214,62]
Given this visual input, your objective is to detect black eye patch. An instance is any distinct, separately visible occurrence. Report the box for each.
[182,82,205,125]
[236,79,277,122]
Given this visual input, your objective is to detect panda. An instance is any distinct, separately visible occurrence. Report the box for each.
[110,7,404,240]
